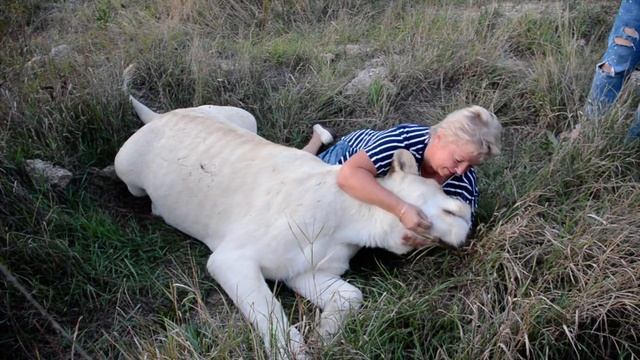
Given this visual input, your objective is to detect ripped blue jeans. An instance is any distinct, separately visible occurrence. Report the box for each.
[585,0,640,141]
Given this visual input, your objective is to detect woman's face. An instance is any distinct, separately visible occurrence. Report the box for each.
[425,131,483,179]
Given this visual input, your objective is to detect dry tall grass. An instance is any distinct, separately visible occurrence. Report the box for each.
[1,0,638,359]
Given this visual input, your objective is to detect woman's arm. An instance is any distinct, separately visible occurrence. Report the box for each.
[336,150,432,241]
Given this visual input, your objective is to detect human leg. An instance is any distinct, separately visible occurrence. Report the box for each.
[301,124,335,154]
[585,0,640,119]
[317,140,350,165]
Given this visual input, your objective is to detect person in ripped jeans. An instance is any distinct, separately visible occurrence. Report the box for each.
[585,0,640,142]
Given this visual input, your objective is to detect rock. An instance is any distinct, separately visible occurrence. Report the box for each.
[365,57,386,68]
[496,1,563,18]
[49,44,72,60]
[99,165,118,179]
[25,159,73,188]
[343,66,390,95]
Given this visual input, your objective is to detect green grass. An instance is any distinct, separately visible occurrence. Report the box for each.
[2,0,639,359]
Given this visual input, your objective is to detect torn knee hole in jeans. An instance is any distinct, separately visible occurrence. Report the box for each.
[624,26,639,39]
[615,37,634,47]
[598,61,615,75]
[614,27,639,48]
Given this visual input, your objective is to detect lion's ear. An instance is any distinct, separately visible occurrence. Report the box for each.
[389,149,418,175]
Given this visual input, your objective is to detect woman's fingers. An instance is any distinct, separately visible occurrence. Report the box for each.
[421,212,432,228]
[399,203,435,241]
[402,230,437,247]
[413,211,432,233]
[419,218,431,231]
[399,205,437,248]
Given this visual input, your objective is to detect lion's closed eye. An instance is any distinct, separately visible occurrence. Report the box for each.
[443,209,456,217]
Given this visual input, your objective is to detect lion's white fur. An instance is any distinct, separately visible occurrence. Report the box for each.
[114,98,471,358]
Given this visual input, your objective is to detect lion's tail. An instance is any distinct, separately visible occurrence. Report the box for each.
[122,63,160,124]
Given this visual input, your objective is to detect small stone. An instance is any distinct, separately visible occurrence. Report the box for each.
[49,44,72,59]
[25,159,73,188]
[99,165,118,179]
[343,66,389,95]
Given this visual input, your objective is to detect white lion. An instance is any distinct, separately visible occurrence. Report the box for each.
[115,96,471,359]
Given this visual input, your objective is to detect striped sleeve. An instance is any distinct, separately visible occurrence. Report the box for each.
[364,138,406,175]
[442,167,479,222]
[360,127,427,176]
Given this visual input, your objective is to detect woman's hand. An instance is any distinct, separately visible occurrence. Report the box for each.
[336,151,434,248]
[398,202,435,247]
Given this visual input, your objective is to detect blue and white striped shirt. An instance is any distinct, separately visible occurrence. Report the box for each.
[331,124,479,219]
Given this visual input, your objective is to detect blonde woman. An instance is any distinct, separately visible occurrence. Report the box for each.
[302,105,502,245]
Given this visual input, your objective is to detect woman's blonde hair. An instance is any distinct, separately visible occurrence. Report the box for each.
[431,105,502,160]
